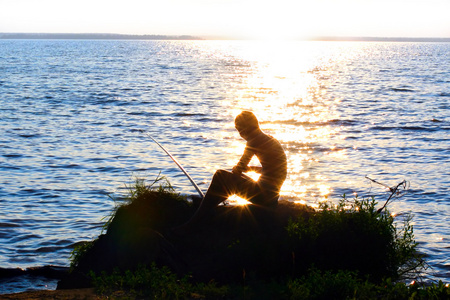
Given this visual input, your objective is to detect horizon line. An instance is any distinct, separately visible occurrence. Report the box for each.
[1,32,450,42]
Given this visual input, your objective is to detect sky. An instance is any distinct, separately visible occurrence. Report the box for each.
[1,0,449,39]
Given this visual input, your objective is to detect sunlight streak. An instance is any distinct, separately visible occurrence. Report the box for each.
[228,194,252,206]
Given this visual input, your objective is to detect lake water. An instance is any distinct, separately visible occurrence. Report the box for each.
[0,40,449,293]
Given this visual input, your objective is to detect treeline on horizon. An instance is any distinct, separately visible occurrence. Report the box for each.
[1,32,450,42]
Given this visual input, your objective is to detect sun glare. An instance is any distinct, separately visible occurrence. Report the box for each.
[228,195,252,206]
[212,41,356,206]
[197,41,361,207]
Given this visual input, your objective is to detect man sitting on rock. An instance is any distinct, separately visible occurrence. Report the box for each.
[176,111,287,233]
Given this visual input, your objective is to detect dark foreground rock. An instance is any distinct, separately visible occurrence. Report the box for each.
[58,188,413,290]
[58,190,312,289]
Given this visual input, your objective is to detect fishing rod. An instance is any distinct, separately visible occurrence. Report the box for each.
[136,129,205,199]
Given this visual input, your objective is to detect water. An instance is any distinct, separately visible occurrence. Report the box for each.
[0,40,448,293]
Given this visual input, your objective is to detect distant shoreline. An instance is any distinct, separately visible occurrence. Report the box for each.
[0,33,203,40]
[1,33,450,42]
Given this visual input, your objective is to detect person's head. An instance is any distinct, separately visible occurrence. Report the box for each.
[235,111,260,140]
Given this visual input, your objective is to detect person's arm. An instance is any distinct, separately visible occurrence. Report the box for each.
[232,144,254,174]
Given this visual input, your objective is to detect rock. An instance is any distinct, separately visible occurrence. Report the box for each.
[58,190,312,289]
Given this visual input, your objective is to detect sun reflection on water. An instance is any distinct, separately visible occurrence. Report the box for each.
[207,41,360,205]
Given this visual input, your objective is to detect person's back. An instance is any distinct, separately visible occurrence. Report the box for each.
[236,130,287,199]
[248,133,287,191]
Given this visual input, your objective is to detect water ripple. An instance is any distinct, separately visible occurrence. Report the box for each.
[0,40,448,287]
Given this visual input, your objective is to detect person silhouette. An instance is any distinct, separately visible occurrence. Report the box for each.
[175,111,287,232]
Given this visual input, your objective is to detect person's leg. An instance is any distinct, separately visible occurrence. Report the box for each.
[202,169,240,206]
[187,170,240,223]
[174,169,253,233]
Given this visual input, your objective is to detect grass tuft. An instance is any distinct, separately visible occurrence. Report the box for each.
[286,196,426,282]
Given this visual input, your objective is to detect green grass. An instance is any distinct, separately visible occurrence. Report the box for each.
[288,269,450,300]
[89,263,229,299]
[89,264,449,299]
